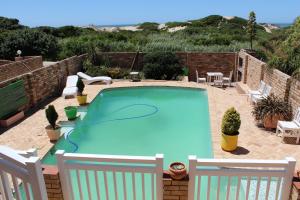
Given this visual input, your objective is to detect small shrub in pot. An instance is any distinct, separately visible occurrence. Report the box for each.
[76,79,87,105]
[221,107,241,151]
[45,105,60,141]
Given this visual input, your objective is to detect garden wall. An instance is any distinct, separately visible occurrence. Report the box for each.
[0,56,43,82]
[0,55,86,110]
[96,52,237,82]
[239,50,300,111]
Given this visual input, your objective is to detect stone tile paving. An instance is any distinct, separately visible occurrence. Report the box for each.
[0,81,299,169]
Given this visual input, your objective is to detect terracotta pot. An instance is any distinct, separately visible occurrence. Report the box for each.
[263,114,285,129]
[169,162,187,180]
[45,125,61,141]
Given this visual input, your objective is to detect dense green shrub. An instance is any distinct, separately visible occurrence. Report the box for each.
[45,105,58,129]
[138,22,159,31]
[143,52,183,80]
[221,107,241,136]
[0,16,26,31]
[0,29,58,60]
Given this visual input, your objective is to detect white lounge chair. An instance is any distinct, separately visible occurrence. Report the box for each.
[276,107,300,143]
[251,85,272,103]
[62,75,78,98]
[223,71,233,86]
[195,70,206,83]
[248,80,266,98]
[77,72,112,85]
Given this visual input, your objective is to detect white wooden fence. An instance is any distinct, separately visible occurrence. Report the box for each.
[0,146,47,200]
[188,156,296,200]
[56,150,164,200]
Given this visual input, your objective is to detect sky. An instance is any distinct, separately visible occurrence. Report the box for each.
[1,0,299,27]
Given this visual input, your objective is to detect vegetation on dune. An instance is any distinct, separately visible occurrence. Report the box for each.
[0,14,299,76]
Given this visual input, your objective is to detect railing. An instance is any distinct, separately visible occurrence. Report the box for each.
[56,150,164,200]
[188,156,296,200]
[0,146,47,200]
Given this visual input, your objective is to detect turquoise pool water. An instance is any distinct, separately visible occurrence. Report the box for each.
[42,86,212,168]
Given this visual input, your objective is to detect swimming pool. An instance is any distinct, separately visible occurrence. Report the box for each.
[42,86,213,168]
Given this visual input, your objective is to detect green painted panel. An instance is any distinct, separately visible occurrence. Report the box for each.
[0,80,28,119]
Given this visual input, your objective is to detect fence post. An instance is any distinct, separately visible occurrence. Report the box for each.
[26,157,48,200]
[0,171,14,200]
[156,154,164,200]
[188,155,197,200]
[281,157,296,200]
[56,150,71,200]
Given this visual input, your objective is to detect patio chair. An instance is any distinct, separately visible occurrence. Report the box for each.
[251,85,272,103]
[248,80,266,98]
[196,70,206,83]
[77,72,112,85]
[213,74,223,86]
[62,75,78,98]
[223,71,233,86]
[276,107,300,143]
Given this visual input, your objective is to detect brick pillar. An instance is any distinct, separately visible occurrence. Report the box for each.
[163,173,188,200]
[243,55,249,84]
[291,171,300,200]
[43,165,64,200]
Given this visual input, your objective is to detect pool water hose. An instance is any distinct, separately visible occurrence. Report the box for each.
[64,104,159,152]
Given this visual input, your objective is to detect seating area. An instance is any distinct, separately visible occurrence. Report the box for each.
[195,70,233,86]
[77,72,112,85]
[248,80,272,103]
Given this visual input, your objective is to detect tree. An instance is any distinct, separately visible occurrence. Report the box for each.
[247,11,257,50]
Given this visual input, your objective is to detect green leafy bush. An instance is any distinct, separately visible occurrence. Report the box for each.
[138,22,159,31]
[76,79,85,95]
[221,107,241,136]
[252,94,292,121]
[45,105,58,129]
[0,29,58,60]
[143,52,183,80]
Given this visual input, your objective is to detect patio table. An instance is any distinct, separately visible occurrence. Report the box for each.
[207,72,223,84]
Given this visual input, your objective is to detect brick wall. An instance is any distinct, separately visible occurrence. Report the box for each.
[0,59,12,66]
[96,52,237,82]
[43,165,64,200]
[239,50,300,111]
[289,80,300,111]
[163,175,188,200]
[263,69,291,100]
[0,55,86,110]
[0,56,43,82]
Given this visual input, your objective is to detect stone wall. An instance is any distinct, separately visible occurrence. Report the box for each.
[0,56,43,82]
[0,59,12,66]
[0,55,86,109]
[96,52,237,82]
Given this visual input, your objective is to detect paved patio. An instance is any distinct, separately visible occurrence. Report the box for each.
[0,81,299,169]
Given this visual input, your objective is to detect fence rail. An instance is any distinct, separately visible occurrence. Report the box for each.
[56,150,164,200]
[188,156,296,200]
[0,146,47,200]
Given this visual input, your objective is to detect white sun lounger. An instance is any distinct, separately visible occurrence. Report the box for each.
[251,85,272,103]
[62,75,78,98]
[276,107,300,143]
[248,80,266,99]
[77,72,112,85]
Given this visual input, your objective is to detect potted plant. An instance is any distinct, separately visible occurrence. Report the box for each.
[221,107,241,151]
[252,95,292,129]
[64,106,77,120]
[76,79,87,105]
[45,105,60,141]
[183,67,189,82]
[168,162,187,180]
